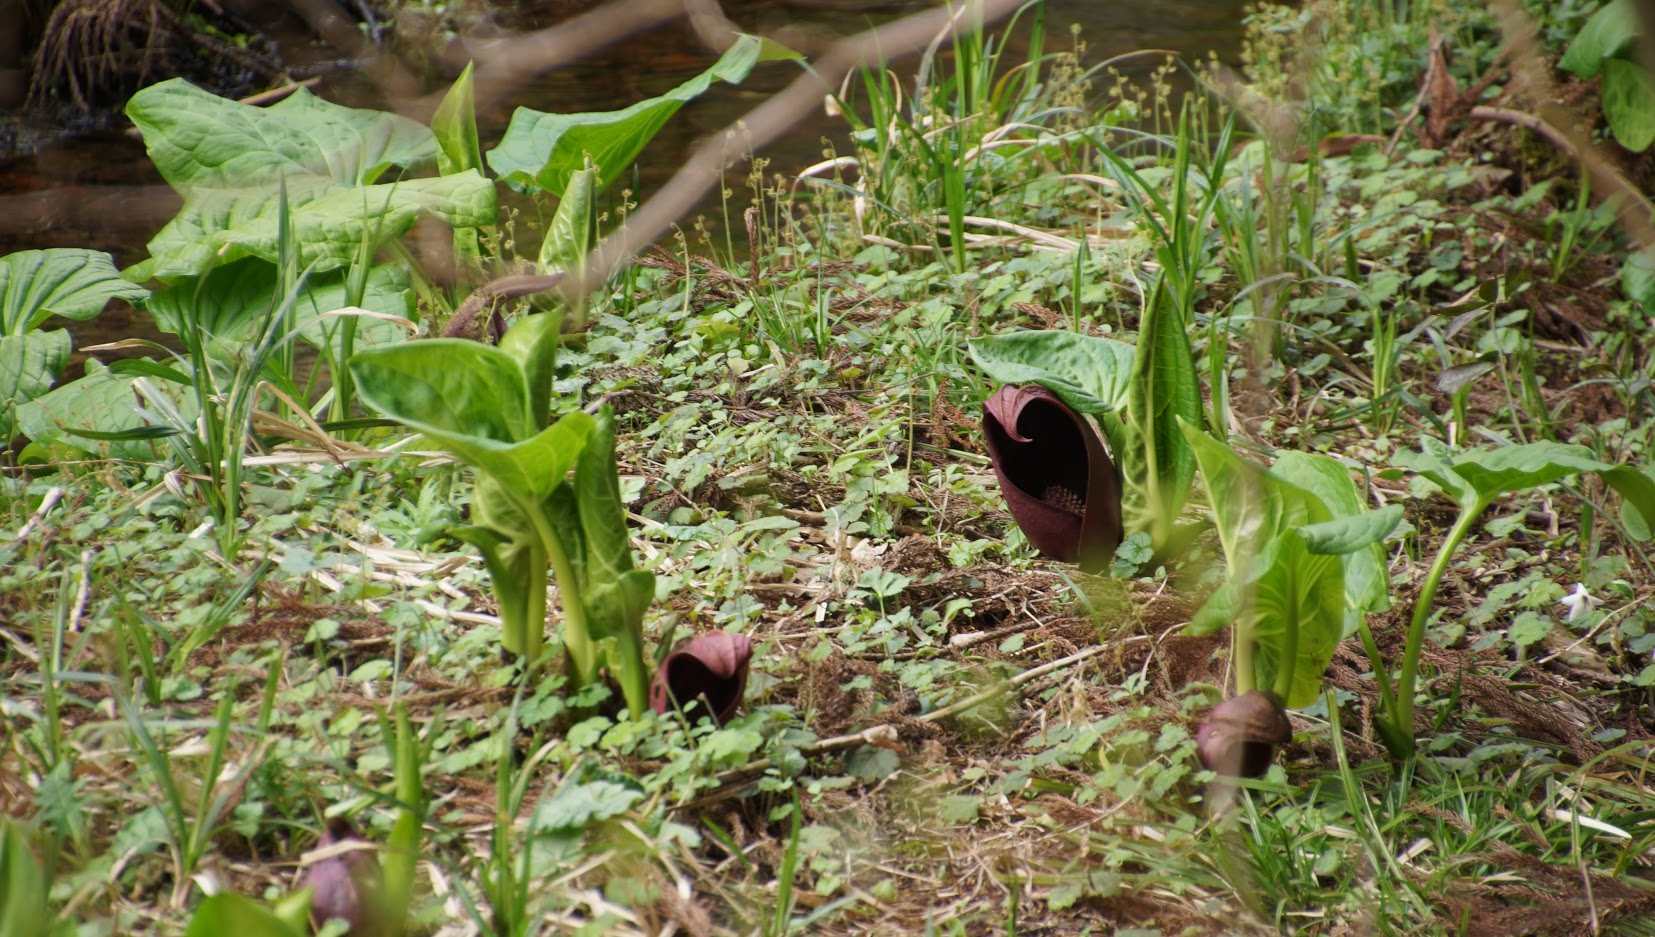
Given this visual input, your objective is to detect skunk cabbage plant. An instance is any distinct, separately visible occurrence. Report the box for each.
[350,314,655,715]
[970,277,1200,570]
[981,384,1123,571]
[1196,689,1292,778]
[650,630,753,725]
[305,818,386,937]
[1181,419,1401,710]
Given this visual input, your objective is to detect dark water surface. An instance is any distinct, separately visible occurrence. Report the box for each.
[0,0,1245,349]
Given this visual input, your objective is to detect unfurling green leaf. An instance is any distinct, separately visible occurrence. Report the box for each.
[1123,281,1201,548]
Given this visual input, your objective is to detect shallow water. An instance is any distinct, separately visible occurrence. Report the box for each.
[0,0,1245,352]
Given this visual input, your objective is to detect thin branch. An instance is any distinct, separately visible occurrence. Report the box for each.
[566,0,1024,301]
[455,0,690,114]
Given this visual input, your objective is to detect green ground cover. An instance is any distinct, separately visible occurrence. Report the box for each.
[5,0,1655,934]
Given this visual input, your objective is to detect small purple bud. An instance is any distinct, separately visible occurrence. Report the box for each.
[650,631,753,725]
[1196,690,1292,778]
[982,384,1123,572]
[305,818,386,937]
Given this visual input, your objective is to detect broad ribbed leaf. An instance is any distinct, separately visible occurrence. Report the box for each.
[125,79,496,280]
[0,330,71,435]
[0,249,148,334]
[968,331,1136,415]
[145,257,412,355]
[17,360,197,460]
[350,341,594,499]
[487,35,766,194]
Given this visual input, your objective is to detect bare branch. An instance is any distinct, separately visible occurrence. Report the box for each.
[566,0,1024,300]
[456,0,689,114]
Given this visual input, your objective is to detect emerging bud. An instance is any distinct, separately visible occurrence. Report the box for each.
[649,631,753,725]
[305,818,387,937]
[982,384,1123,572]
[1196,690,1292,779]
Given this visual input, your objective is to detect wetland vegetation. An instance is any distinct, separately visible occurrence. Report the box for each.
[4,0,1655,933]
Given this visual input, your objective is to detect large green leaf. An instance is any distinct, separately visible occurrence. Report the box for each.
[16,360,197,461]
[144,257,413,356]
[1395,440,1655,541]
[486,35,766,195]
[1268,451,1396,615]
[1602,58,1655,152]
[967,331,1136,415]
[0,248,148,335]
[349,340,593,498]
[1,330,71,436]
[125,79,496,281]
[182,894,304,937]
[351,339,528,442]
[1558,0,1638,77]
[1453,441,1655,539]
[1182,423,1369,707]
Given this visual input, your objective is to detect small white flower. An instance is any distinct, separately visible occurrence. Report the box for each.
[1560,583,1603,623]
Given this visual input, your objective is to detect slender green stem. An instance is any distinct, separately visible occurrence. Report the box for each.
[1233,616,1256,695]
[1380,500,1486,759]
[519,541,547,664]
[1354,617,1396,715]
